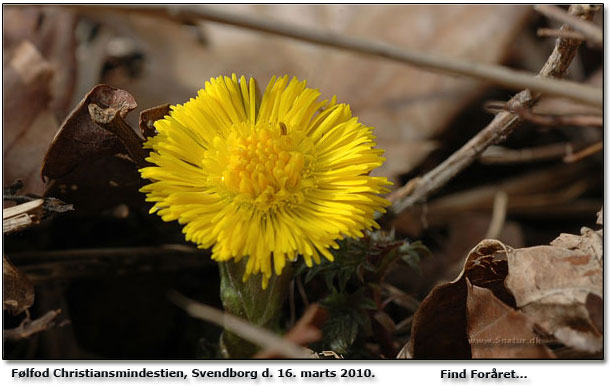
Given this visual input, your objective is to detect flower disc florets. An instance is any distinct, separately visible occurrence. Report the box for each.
[140,74,391,288]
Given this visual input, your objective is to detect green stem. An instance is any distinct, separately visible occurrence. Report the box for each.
[219,259,294,358]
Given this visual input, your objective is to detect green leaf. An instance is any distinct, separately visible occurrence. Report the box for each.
[320,289,376,354]
[323,313,360,354]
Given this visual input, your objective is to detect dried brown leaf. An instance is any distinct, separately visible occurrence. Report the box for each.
[44,154,145,214]
[550,227,602,261]
[3,7,79,195]
[505,232,603,353]
[408,279,470,359]
[3,6,78,115]
[2,40,56,195]
[407,223,604,359]
[466,279,555,358]
[41,84,137,180]
[3,255,35,315]
[139,104,170,139]
[407,239,512,359]
[585,293,602,335]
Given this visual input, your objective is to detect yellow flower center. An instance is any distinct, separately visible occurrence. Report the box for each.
[220,124,307,204]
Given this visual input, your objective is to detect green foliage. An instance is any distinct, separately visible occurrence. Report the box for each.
[398,239,430,276]
[299,237,374,292]
[299,230,428,356]
[320,289,375,353]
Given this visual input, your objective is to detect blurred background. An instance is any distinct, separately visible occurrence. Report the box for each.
[2,4,602,359]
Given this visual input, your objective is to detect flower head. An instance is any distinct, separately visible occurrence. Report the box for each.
[140,74,391,288]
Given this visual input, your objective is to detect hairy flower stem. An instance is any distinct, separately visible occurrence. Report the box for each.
[219,260,294,358]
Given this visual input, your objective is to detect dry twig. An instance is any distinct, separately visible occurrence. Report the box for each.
[255,303,325,359]
[3,199,43,220]
[168,291,312,358]
[392,163,600,233]
[480,143,573,164]
[382,283,420,313]
[4,309,62,341]
[3,199,43,233]
[485,191,508,239]
[10,245,212,281]
[507,105,602,127]
[395,315,414,334]
[391,4,596,215]
[65,4,601,107]
[564,141,603,163]
[535,4,602,48]
[537,28,586,41]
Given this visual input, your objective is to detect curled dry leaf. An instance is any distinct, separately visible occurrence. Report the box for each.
[41,85,147,213]
[506,227,603,354]
[407,240,512,358]
[406,212,603,359]
[41,84,137,180]
[3,255,35,315]
[139,104,171,139]
[406,239,555,359]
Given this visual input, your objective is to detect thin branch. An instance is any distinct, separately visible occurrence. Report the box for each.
[386,177,423,205]
[168,291,311,358]
[563,141,603,163]
[296,274,309,308]
[4,194,74,214]
[391,4,596,215]
[392,164,599,234]
[66,4,602,107]
[255,303,324,359]
[485,191,508,239]
[3,199,43,233]
[3,214,34,234]
[535,4,602,47]
[479,143,573,164]
[3,199,43,219]
[507,105,603,127]
[10,245,212,282]
[382,283,420,313]
[4,309,62,341]
[537,28,586,41]
[288,279,296,328]
[395,315,414,334]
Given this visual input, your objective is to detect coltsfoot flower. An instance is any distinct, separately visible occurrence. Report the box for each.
[140,74,391,288]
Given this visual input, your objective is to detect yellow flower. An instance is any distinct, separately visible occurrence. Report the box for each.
[140,74,391,288]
